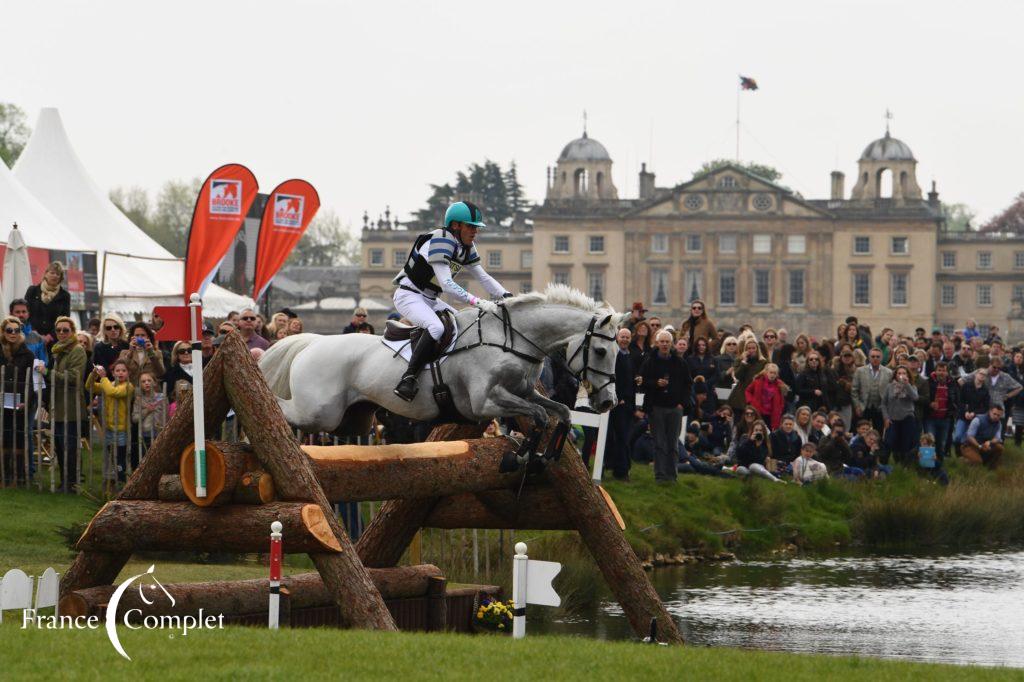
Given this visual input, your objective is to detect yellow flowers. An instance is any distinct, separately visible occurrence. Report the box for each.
[476,596,514,633]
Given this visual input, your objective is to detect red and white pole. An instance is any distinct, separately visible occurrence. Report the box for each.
[269,520,283,629]
[189,293,206,498]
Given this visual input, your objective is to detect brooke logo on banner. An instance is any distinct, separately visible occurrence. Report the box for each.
[210,180,242,215]
[272,193,304,229]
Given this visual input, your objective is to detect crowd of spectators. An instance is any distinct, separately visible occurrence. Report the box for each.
[583,301,1021,486]
[0,261,315,493]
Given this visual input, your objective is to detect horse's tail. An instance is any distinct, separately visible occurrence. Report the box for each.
[259,333,319,400]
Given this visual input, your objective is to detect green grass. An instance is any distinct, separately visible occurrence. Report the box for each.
[601,445,1024,558]
[0,624,1017,681]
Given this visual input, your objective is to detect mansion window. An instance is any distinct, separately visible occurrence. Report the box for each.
[718,234,737,254]
[488,251,503,269]
[977,251,993,269]
[1015,251,1024,269]
[941,324,955,336]
[940,284,956,307]
[941,251,956,269]
[368,249,384,267]
[890,272,909,307]
[651,269,669,306]
[685,234,702,253]
[787,235,806,255]
[853,272,870,306]
[520,281,532,294]
[718,270,736,306]
[588,235,605,254]
[552,269,571,286]
[977,284,993,307]
[717,175,737,189]
[1014,284,1024,303]
[788,270,805,307]
[553,235,570,254]
[684,270,702,302]
[651,233,669,254]
[753,234,772,255]
[854,236,871,255]
[587,269,604,301]
[891,237,909,255]
[393,249,406,268]
[520,250,533,269]
[753,269,771,306]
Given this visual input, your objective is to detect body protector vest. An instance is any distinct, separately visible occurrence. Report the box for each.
[394,228,480,296]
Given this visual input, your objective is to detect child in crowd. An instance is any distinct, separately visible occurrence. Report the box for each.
[168,380,191,419]
[87,359,135,483]
[131,370,167,455]
[848,429,890,479]
[792,442,829,484]
[911,432,949,485]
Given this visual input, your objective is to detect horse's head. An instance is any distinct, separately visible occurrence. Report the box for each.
[566,312,626,412]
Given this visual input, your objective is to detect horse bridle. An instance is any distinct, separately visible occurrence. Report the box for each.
[564,315,617,394]
[446,305,617,395]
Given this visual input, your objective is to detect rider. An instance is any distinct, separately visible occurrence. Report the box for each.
[392,201,511,401]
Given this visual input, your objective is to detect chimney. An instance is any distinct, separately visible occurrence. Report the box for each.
[639,163,656,200]
[928,180,940,207]
[830,171,845,200]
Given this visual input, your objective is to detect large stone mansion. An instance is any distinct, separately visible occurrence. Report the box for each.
[360,126,1024,339]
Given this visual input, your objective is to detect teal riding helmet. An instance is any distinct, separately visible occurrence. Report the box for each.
[444,201,486,228]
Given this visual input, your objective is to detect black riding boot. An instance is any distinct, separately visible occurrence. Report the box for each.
[394,333,441,402]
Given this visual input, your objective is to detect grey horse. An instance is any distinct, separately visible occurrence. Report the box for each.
[260,285,623,466]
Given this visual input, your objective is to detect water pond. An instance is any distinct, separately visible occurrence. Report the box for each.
[540,549,1024,667]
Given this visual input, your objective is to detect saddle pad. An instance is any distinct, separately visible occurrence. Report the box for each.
[381,316,459,365]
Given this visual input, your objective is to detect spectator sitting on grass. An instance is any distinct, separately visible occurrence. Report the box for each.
[677,422,727,477]
[770,414,803,468]
[953,368,990,454]
[849,428,890,479]
[962,405,1005,469]
[734,420,783,482]
[704,404,734,455]
[792,442,829,485]
[817,421,853,477]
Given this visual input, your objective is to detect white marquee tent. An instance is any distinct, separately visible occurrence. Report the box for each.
[14,108,253,317]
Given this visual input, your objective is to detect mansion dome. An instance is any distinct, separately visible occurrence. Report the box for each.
[860,131,915,162]
[558,132,611,162]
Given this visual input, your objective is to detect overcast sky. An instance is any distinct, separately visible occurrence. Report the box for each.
[3,0,1022,231]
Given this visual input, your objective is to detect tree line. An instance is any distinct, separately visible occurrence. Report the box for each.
[413,160,527,230]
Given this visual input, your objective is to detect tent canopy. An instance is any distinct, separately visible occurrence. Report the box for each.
[0,158,91,252]
[14,108,253,318]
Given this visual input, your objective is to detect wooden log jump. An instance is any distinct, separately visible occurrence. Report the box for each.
[61,564,445,618]
[76,500,342,554]
[178,439,521,506]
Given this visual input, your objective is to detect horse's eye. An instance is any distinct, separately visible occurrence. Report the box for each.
[594,347,607,357]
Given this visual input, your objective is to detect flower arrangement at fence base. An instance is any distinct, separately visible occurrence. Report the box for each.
[475,595,514,633]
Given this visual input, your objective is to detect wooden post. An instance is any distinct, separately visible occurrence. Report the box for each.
[218,332,396,631]
[543,418,684,644]
[59,348,230,598]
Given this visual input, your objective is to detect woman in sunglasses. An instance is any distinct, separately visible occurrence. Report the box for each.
[0,317,36,485]
[92,312,130,373]
[678,299,716,358]
[39,316,86,492]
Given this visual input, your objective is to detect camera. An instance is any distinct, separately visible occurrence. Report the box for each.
[753,432,763,443]
[135,335,147,346]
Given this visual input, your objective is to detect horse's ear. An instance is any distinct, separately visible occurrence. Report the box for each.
[599,314,613,328]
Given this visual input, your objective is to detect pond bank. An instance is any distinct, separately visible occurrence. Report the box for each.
[599,445,1024,562]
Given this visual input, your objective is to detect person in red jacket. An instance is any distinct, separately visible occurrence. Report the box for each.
[745,363,786,430]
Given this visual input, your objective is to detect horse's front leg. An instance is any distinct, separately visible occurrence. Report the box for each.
[480,385,549,472]
[525,390,572,424]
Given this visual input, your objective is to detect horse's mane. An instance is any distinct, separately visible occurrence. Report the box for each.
[503,284,614,315]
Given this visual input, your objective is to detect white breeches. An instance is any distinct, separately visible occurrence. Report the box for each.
[393,288,455,341]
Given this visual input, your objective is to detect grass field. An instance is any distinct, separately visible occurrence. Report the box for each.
[1,623,1019,681]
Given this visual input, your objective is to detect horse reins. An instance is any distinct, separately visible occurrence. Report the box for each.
[442,304,617,395]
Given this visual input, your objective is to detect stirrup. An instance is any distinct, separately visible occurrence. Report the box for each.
[393,375,419,402]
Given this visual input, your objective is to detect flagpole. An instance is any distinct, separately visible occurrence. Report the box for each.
[735,79,741,162]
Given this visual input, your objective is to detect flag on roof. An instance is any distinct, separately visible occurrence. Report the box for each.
[739,75,759,91]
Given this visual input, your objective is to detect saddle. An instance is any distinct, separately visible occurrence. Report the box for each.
[383,310,456,360]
